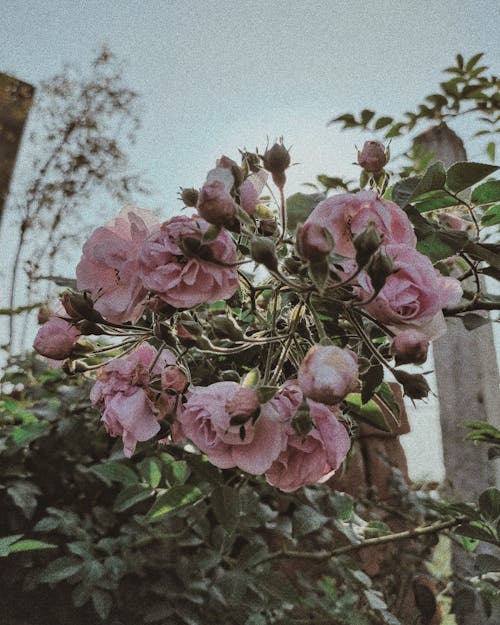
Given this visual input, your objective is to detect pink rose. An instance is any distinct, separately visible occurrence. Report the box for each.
[298,345,358,404]
[358,140,387,173]
[76,206,159,323]
[391,329,429,365]
[138,215,239,309]
[176,382,292,474]
[265,400,351,492]
[90,343,178,457]
[357,244,463,329]
[197,180,236,224]
[34,315,80,360]
[305,190,416,259]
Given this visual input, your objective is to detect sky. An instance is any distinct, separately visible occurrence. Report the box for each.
[2,0,499,208]
[1,0,499,480]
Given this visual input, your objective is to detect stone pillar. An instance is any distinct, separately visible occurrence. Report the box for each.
[415,123,500,624]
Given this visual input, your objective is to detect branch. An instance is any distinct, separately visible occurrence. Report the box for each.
[262,517,463,564]
[445,301,500,315]
[0,302,47,316]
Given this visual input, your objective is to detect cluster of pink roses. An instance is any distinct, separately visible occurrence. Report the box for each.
[299,190,463,362]
[76,207,239,323]
[32,143,465,492]
[88,343,355,491]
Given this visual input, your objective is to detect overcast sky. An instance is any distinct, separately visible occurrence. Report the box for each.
[3,0,499,208]
[2,0,499,479]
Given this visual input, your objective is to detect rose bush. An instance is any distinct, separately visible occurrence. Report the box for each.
[29,139,498,501]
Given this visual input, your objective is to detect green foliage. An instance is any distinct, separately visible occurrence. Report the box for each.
[1,356,455,625]
[330,52,499,162]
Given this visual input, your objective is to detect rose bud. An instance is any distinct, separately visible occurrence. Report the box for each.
[34,316,81,360]
[197,180,237,225]
[61,291,103,322]
[357,140,388,173]
[353,223,382,268]
[393,370,430,400]
[262,139,291,188]
[211,316,245,341]
[180,187,199,207]
[391,329,429,366]
[225,386,261,425]
[298,345,358,404]
[366,249,395,294]
[250,237,279,272]
[296,222,334,262]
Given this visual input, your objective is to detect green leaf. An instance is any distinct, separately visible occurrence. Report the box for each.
[329,492,354,521]
[40,556,84,583]
[148,485,203,521]
[7,481,41,518]
[486,141,495,163]
[345,393,390,432]
[446,162,499,193]
[10,421,49,446]
[286,192,325,231]
[293,505,328,538]
[211,486,240,534]
[0,534,23,557]
[460,535,479,552]
[455,522,497,545]
[479,487,500,522]
[374,116,393,130]
[113,484,153,512]
[92,589,112,621]
[413,161,446,196]
[139,457,162,488]
[471,180,500,204]
[8,539,56,554]
[416,231,466,262]
[361,364,384,405]
[168,460,190,485]
[391,176,421,208]
[415,192,458,213]
[72,583,92,608]
[309,258,330,294]
[361,109,375,125]
[481,204,500,227]
[465,52,483,72]
[90,461,138,486]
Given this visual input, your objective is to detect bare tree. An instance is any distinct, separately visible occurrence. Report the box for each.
[2,47,149,355]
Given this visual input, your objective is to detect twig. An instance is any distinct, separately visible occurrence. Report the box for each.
[260,517,464,564]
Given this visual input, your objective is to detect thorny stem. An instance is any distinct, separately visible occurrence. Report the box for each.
[345,307,394,372]
[459,252,481,298]
[263,288,281,384]
[269,302,304,386]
